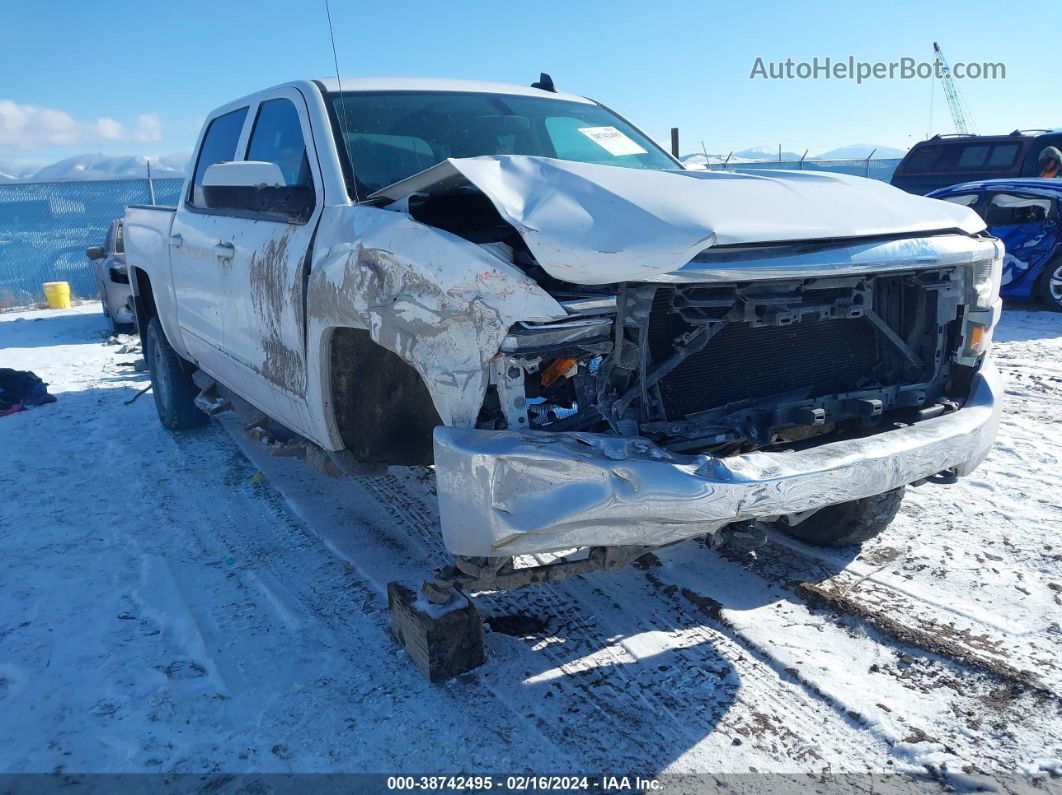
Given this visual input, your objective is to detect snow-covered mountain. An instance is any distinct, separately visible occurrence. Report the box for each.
[28,152,189,182]
[0,162,41,182]
[681,144,907,166]
[680,153,758,167]
[732,147,805,161]
[813,144,906,159]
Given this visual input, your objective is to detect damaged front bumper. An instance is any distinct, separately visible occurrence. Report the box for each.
[434,360,1002,557]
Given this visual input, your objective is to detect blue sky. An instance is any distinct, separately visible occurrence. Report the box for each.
[0,0,1056,167]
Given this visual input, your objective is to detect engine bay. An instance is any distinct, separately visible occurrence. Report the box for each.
[481,266,971,456]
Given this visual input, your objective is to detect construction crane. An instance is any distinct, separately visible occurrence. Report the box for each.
[933,42,978,135]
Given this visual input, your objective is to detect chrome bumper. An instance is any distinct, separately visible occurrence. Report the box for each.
[434,360,1003,557]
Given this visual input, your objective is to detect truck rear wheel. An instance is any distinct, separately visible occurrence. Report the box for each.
[774,487,905,547]
[145,317,207,430]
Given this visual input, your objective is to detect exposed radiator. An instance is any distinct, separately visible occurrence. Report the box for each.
[647,295,882,420]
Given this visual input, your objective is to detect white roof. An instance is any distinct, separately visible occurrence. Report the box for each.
[313,77,594,105]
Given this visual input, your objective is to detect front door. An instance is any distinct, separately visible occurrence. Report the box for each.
[217,90,324,432]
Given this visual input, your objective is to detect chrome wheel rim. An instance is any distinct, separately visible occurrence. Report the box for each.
[1050,263,1062,303]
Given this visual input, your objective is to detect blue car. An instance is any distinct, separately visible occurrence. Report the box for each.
[929,178,1062,310]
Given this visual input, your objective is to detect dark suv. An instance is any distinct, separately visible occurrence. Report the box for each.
[891,130,1062,195]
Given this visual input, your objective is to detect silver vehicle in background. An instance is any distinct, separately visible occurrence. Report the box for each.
[86,219,133,330]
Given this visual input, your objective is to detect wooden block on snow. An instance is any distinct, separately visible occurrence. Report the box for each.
[387,581,485,682]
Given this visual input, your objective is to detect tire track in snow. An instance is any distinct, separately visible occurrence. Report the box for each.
[238,458,687,770]
[646,543,1062,777]
[718,535,1061,698]
[216,432,593,771]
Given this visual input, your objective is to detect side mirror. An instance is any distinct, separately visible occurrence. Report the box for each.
[201,161,314,221]
[86,246,105,260]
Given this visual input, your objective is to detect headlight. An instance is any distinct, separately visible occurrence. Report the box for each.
[957,244,1003,364]
[969,252,1003,311]
[499,316,613,354]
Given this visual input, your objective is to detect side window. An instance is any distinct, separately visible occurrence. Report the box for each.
[985,193,1055,226]
[987,144,1020,168]
[903,145,942,173]
[189,108,248,207]
[113,222,124,254]
[957,145,989,168]
[246,99,313,189]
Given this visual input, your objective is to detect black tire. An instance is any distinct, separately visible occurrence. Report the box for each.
[144,317,207,430]
[1036,257,1062,311]
[774,487,905,547]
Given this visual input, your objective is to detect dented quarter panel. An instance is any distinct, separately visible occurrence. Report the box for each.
[303,205,567,447]
[372,155,986,285]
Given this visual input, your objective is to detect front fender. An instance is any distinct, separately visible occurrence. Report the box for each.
[306,205,566,430]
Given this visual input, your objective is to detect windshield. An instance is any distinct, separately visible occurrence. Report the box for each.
[323,90,677,197]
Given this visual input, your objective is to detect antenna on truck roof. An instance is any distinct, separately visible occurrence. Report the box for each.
[531,73,556,92]
[324,0,360,202]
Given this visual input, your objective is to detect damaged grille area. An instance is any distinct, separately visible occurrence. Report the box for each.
[490,266,966,455]
[649,309,880,421]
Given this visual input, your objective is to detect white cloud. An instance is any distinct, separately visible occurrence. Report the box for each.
[0,100,162,148]
[133,114,162,142]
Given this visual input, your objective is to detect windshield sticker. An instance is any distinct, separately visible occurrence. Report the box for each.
[577,126,647,156]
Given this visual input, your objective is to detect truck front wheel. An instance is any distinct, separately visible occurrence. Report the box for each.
[145,317,207,431]
[774,487,905,547]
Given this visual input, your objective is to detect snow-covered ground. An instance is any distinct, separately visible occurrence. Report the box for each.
[1,304,1060,783]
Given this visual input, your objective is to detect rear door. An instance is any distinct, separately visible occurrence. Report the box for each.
[169,106,250,371]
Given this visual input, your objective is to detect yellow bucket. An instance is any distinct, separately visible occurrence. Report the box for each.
[43,281,71,309]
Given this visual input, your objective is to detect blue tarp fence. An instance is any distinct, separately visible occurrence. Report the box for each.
[0,177,183,308]
[0,160,902,309]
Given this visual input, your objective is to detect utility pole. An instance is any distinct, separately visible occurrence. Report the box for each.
[670,128,680,158]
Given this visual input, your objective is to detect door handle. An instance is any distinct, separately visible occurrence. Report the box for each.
[213,241,235,260]
[168,233,183,248]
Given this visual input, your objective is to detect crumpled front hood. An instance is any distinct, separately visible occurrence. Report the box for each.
[372,155,986,284]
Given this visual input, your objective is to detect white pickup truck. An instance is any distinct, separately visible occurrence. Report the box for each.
[125,77,1002,672]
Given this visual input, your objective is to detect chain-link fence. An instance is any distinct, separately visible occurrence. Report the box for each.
[0,177,183,308]
[707,157,901,182]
